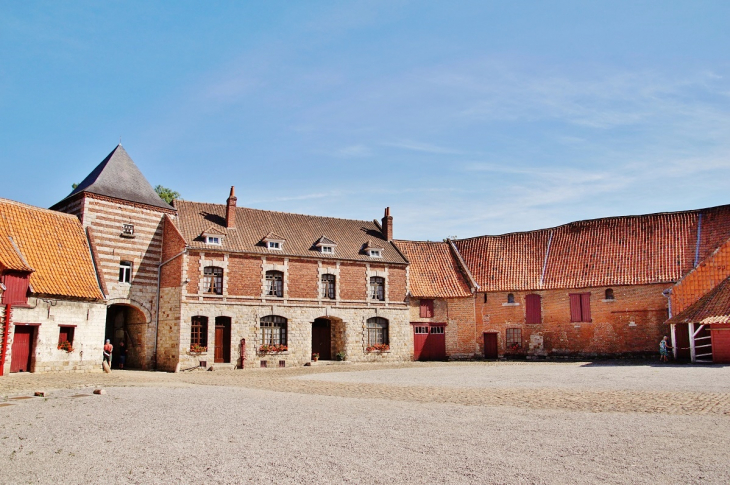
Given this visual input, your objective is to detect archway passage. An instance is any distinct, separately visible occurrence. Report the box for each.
[312,318,332,360]
[105,304,148,369]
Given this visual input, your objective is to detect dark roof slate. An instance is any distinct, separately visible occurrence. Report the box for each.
[54,145,172,210]
[173,200,407,264]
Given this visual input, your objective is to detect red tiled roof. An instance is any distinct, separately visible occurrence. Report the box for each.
[667,277,730,325]
[0,198,104,300]
[173,201,407,264]
[0,217,33,272]
[394,240,473,298]
[454,205,730,291]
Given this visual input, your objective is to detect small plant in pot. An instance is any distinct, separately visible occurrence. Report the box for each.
[335,351,345,361]
[312,353,319,362]
[189,343,207,354]
[57,340,74,353]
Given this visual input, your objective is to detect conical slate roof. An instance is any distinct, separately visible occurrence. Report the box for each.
[54,145,172,210]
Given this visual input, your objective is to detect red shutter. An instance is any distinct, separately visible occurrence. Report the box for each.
[1,272,30,306]
[569,294,582,322]
[420,299,434,318]
[525,294,541,324]
[580,293,591,322]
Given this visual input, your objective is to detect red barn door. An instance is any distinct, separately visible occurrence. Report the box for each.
[711,324,730,364]
[11,326,34,373]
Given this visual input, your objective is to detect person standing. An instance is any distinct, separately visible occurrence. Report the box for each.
[659,336,671,363]
[103,339,113,368]
[118,340,128,369]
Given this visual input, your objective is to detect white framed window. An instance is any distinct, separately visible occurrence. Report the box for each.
[121,223,134,238]
[320,245,334,254]
[267,241,282,250]
[368,249,382,258]
[119,261,132,283]
[369,276,385,301]
[206,236,222,245]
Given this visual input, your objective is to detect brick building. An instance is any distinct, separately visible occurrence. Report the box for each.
[393,240,477,360]
[51,145,176,369]
[445,206,730,359]
[0,198,105,375]
[156,192,411,370]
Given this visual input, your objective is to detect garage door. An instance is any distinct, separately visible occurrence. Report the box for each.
[413,324,446,361]
[712,324,730,364]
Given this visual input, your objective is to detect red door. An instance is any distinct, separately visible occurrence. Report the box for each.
[484,332,498,359]
[11,326,34,373]
[711,324,730,364]
[413,325,446,361]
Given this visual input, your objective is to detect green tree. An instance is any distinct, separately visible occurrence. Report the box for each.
[72,183,79,189]
[155,185,180,204]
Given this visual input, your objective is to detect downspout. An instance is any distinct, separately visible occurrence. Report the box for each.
[0,304,11,376]
[154,248,188,370]
[662,288,676,359]
[540,230,553,288]
[694,213,703,268]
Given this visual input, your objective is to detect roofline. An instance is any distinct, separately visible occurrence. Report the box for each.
[175,199,380,225]
[185,247,408,265]
[50,191,176,214]
[447,239,479,292]
[1,197,87,221]
[453,203,730,242]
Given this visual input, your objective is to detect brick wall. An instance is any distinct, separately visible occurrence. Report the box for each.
[671,237,730,315]
[160,216,186,289]
[287,259,319,299]
[340,263,367,301]
[227,255,262,297]
[408,297,477,358]
[475,283,670,357]
[388,266,407,303]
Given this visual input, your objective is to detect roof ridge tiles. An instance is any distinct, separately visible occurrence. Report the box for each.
[0,197,81,220]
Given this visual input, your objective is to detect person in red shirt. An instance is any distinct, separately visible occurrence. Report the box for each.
[103,339,113,368]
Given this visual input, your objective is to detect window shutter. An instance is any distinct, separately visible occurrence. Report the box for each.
[581,293,591,322]
[420,299,434,318]
[569,294,582,322]
[526,294,541,324]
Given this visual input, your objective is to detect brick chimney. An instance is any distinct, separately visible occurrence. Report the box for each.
[381,207,393,241]
[225,186,237,228]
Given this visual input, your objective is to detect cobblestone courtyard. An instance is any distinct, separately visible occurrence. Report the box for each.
[1,361,728,484]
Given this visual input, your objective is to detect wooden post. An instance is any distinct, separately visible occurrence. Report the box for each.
[670,324,677,360]
[689,322,696,363]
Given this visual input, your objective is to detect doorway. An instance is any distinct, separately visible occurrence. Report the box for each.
[214,316,231,363]
[483,332,498,359]
[312,318,332,360]
[105,304,147,369]
[11,326,35,373]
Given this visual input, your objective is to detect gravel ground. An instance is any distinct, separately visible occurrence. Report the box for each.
[1,361,728,484]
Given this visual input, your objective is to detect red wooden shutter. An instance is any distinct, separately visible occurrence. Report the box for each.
[420,299,434,318]
[580,293,591,322]
[525,294,541,324]
[1,273,30,306]
[569,294,582,322]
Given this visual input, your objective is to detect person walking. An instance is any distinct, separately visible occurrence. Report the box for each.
[659,336,671,363]
[103,339,114,370]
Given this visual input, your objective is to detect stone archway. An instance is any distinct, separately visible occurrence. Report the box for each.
[105,302,151,370]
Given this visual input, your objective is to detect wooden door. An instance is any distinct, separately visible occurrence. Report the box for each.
[214,319,231,363]
[712,324,730,364]
[483,332,498,359]
[312,319,331,360]
[11,326,34,373]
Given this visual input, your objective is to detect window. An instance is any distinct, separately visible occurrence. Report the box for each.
[119,261,132,283]
[203,266,223,295]
[266,271,284,297]
[321,274,336,299]
[484,293,487,304]
[507,293,515,304]
[430,326,444,335]
[506,328,522,350]
[420,299,434,318]
[191,316,208,348]
[525,294,542,324]
[260,315,287,346]
[605,288,615,300]
[58,326,75,346]
[569,293,592,322]
[414,326,429,334]
[320,245,334,254]
[205,236,222,245]
[267,241,281,250]
[369,276,385,301]
[366,317,389,346]
[121,223,134,238]
[368,249,382,258]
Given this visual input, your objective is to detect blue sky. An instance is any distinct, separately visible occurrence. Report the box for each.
[2,1,729,240]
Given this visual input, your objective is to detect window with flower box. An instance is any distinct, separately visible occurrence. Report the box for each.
[191,316,208,351]
[260,315,287,348]
[366,317,389,347]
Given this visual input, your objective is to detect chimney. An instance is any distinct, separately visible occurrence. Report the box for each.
[381,207,393,241]
[225,186,237,228]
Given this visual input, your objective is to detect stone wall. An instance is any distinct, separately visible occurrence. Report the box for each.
[2,297,107,374]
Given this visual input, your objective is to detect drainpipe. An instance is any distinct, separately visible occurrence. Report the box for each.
[0,304,11,376]
[662,288,676,359]
[154,248,188,370]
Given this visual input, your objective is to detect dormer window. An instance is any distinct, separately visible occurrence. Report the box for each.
[363,240,384,258]
[369,249,382,258]
[320,245,334,254]
[206,236,222,245]
[121,223,134,238]
[201,226,225,246]
[314,236,337,255]
[262,232,286,251]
